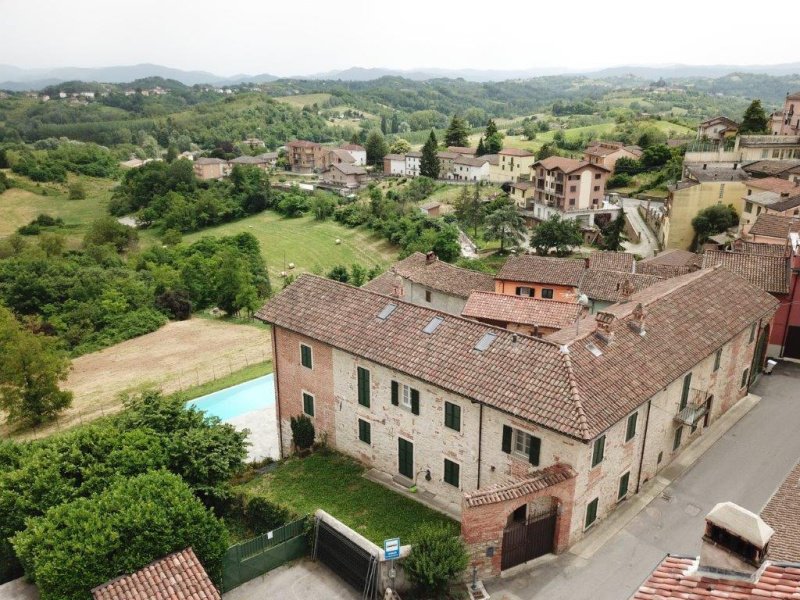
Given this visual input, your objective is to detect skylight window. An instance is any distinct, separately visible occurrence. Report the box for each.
[423,316,444,334]
[474,332,498,352]
[377,303,397,320]
[586,341,603,357]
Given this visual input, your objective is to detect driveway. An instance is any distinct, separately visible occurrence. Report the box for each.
[223,558,359,600]
[486,361,800,600]
[621,197,659,258]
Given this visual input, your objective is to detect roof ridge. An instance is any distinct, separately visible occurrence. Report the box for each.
[560,349,590,440]
[468,290,580,307]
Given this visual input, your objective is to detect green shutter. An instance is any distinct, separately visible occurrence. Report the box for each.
[626,412,637,442]
[398,438,413,478]
[444,459,460,487]
[680,373,692,409]
[528,436,541,466]
[358,419,371,444]
[391,381,399,405]
[444,402,461,431]
[502,425,512,453]
[713,349,722,372]
[585,498,598,529]
[411,388,420,415]
[592,435,605,467]
[301,345,312,369]
[673,426,683,451]
[618,472,630,500]
[303,393,314,417]
[357,367,370,407]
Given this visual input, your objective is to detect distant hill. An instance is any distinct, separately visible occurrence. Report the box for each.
[584,62,800,79]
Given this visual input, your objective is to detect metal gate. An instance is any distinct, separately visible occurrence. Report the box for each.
[501,506,557,571]
[313,518,379,599]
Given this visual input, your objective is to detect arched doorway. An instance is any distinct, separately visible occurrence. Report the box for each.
[501,497,559,570]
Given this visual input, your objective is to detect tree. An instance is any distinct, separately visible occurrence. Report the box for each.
[475,136,486,156]
[529,214,583,256]
[290,414,315,451]
[365,129,388,166]
[444,114,470,148]
[403,523,469,598]
[537,142,558,160]
[310,192,337,221]
[67,180,86,200]
[484,119,503,154]
[453,183,483,237]
[740,100,769,134]
[691,204,739,248]
[38,232,65,257]
[420,131,441,179]
[390,113,399,134]
[349,263,367,287]
[389,138,411,155]
[640,144,671,168]
[327,265,350,282]
[484,199,526,253]
[598,212,627,251]
[165,145,178,163]
[83,216,138,252]
[0,307,73,426]
[380,115,388,135]
[214,249,259,316]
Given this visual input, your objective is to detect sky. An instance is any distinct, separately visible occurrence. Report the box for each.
[2,0,799,77]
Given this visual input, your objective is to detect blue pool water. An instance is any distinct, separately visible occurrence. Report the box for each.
[186,374,275,421]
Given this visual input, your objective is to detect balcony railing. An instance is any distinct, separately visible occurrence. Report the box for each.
[674,388,711,427]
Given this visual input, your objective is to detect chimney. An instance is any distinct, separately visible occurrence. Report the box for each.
[628,303,646,335]
[619,278,635,301]
[594,312,616,344]
[584,257,591,268]
[698,502,774,577]
[425,251,437,264]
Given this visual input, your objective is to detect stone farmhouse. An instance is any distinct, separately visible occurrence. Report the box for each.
[257,265,777,577]
[583,141,643,172]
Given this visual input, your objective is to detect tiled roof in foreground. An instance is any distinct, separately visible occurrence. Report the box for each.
[749,213,800,239]
[464,465,577,508]
[496,254,587,287]
[761,460,800,562]
[631,555,800,599]
[462,291,581,330]
[91,548,219,600]
[702,250,790,294]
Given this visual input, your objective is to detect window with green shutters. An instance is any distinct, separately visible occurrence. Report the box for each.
[501,425,541,466]
[358,419,371,445]
[625,412,637,442]
[300,344,312,369]
[444,402,461,431]
[713,349,722,372]
[443,459,460,488]
[357,367,370,407]
[392,382,420,415]
[585,498,599,529]
[680,373,692,410]
[303,392,314,417]
[591,435,605,467]
[618,472,630,501]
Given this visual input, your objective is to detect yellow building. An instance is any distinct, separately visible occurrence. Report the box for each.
[484,148,536,183]
[662,164,749,250]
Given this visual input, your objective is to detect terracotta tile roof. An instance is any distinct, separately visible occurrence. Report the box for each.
[384,154,405,161]
[496,255,587,287]
[91,548,220,600]
[454,156,490,167]
[761,461,800,562]
[742,160,800,177]
[447,146,476,155]
[748,177,800,195]
[328,148,356,163]
[512,181,536,190]
[699,115,739,128]
[534,156,610,174]
[286,140,320,148]
[365,253,495,299]
[749,213,800,239]
[636,263,696,279]
[702,250,790,294]
[588,251,635,272]
[461,291,581,330]
[330,163,366,176]
[195,157,227,165]
[341,144,365,151]
[230,155,267,164]
[631,555,800,599]
[361,271,397,295]
[406,151,422,158]
[584,141,625,157]
[463,465,577,508]
[770,194,800,213]
[730,239,790,257]
[436,151,460,159]
[578,270,662,302]
[256,275,588,439]
[499,148,535,157]
[546,267,779,437]
[639,249,702,268]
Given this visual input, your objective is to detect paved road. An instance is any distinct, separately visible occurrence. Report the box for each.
[486,361,800,600]
[621,197,660,259]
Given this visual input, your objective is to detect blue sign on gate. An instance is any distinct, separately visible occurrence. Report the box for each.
[384,537,400,560]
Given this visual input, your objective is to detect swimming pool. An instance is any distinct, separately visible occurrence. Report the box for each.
[186,374,275,421]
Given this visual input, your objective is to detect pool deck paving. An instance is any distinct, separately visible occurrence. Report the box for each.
[227,404,279,462]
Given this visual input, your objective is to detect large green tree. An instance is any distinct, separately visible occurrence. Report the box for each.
[453,183,484,237]
[739,100,769,134]
[485,199,526,252]
[0,307,72,426]
[484,119,504,154]
[691,204,739,248]
[529,214,583,256]
[444,115,470,148]
[598,213,627,251]
[364,129,388,165]
[420,131,441,179]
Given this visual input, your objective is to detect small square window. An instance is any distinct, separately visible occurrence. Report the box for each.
[585,498,599,529]
[591,435,605,467]
[303,392,314,417]
[358,418,371,444]
[541,288,554,299]
[444,458,460,488]
[300,344,313,369]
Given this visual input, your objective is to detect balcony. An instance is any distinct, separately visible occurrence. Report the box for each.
[674,389,711,427]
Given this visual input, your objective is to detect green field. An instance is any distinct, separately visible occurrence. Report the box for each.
[273,93,333,108]
[178,211,398,279]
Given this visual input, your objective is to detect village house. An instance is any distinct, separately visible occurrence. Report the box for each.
[256,151,278,168]
[229,155,271,171]
[286,140,325,173]
[436,151,459,178]
[321,148,356,171]
[447,146,477,157]
[193,157,230,180]
[529,157,610,210]
[696,116,739,142]
[771,91,800,136]
[684,135,800,165]
[741,159,800,180]
[661,163,749,250]
[747,212,800,245]
[257,266,777,577]
[636,249,701,279]
[362,252,495,315]
[452,156,491,182]
[321,162,368,188]
[495,255,587,302]
[739,177,800,232]
[419,201,442,217]
[340,143,367,166]
[494,148,537,182]
[405,151,422,177]
[582,141,643,172]
[460,291,581,337]
[383,154,406,176]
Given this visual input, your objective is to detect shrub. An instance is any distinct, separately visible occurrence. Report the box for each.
[607,173,632,188]
[404,523,469,598]
[155,289,192,320]
[68,181,86,200]
[290,414,315,451]
[246,496,293,535]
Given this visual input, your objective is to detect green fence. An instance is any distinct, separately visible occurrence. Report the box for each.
[222,517,309,592]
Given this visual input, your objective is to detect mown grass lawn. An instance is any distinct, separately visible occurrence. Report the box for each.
[236,452,460,544]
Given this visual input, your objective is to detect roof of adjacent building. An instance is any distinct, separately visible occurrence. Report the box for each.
[748,177,800,195]
[749,213,800,239]
[771,194,800,212]
[747,190,783,208]
[331,163,367,175]
[257,274,587,438]
[464,464,577,508]
[447,146,476,155]
[91,548,220,600]
[341,144,365,151]
[636,262,696,279]
[588,251,635,272]
[534,156,610,174]
[195,157,227,165]
[455,156,490,167]
[578,270,662,303]
[584,141,630,157]
[545,267,779,437]
[730,239,789,257]
[512,181,536,190]
[761,460,800,562]
[499,148,535,157]
[639,249,701,268]
[701,250,790,294]
[437,151,460,159]
[461,291,581,330]
[699,115,739,128]
[406,151,422,158]
[630,555,800,600]
[256,151,278,160]
[685,164,750,183]
[230,155,267,164]
[497,255,587,287]
[742,160,800,177]
[363,253,495,299]
[286,140,320,148]
[481,154,500,166]
[384,153,405,161]
[328,148,356,163]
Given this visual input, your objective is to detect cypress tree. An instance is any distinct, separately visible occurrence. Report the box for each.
[476,136,486,156]
[420,131,441,179]
[444,115,470,148]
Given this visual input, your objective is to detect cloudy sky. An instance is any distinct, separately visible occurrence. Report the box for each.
[2,0,798,76]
